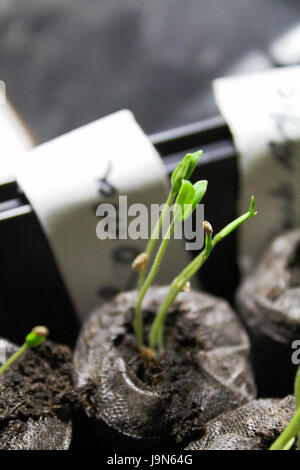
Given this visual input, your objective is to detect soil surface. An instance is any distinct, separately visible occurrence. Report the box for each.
[74,286,256,447]
[186,395,295,450]
[114,302,207,444]
[0,339,74,450]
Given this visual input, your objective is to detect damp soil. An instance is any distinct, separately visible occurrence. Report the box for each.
[78,305,206,447]
[116,305,206,444]
[74,287,255,448]
[0,341,75,448]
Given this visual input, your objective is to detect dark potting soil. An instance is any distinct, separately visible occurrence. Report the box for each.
[115,303,207,444]
[185,395,295,450]
[237,229,300,397]
[74,286,256,448]
[76,304,205,447]
[0,340,74,450]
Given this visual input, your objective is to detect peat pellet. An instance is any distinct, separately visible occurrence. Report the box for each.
[185,395,295,450]
[74,286,256,447]
[0,338,73,450]
[236,229,300,396]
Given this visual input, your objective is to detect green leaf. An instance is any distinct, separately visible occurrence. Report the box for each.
[170,155,190,194]
[192,180,207,210]
[213,196,257,246]
[25,331,46,347]
[249,195,256,216]
[170,150,203,194]
[173,180,195,223]
[185,150,203,180]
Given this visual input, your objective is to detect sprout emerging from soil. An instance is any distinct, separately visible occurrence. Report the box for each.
[270,366,300,450]
[0,326,49,376]
[133,150,257,355]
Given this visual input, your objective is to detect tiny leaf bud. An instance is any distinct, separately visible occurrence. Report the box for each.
[25,326,49,347]
[132,252,148,272]
[203,220,213,236]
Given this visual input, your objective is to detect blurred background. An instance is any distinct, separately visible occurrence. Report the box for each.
[1,0,300,143]
[1,0,300,346]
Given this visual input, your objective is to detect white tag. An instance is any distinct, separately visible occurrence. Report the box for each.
[0,99,34,179]
[13,110,190,320]
[213,67,300,273]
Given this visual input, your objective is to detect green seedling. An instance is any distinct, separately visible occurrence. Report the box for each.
[136,150,203,293]
[133,177,207,348]
[0,326,49,376]
[270,365,300,450]
[132,149,257,355]
[149,197,256,354]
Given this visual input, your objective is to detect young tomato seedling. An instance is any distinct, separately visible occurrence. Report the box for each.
[132,150,257,355]
[136,150,203,289]
[0,326,49,376]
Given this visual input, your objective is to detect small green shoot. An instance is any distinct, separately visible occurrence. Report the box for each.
[0,326,49,376]
[132,149,257,355]
[133,177,207,349]
[171,150,203,193]
[149,197,256,354]
[270,366,300,450]
[136,150,203,293]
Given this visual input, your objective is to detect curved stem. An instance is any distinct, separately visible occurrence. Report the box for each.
[138,190,174,292]
[270,406,300,450]
[134,221,175,349]
[149,239,211,354]
[148,279,181,353]
[148,203,256,355]
[0,343,29,375]
[294,366,300,448]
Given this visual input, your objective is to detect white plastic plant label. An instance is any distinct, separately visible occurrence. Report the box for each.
[13,110,190,321]
[0,98,34,179]
[213,66,300,273]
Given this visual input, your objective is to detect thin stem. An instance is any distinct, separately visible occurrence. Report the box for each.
[148,202,256,355]
[270,301,300,452]
[0,343,29,375]
[294,366,300,448]
[270,406,300,450]
[138,190,174,292]
[134,220,175,349]
[149,280,181,352]
[294,366,300,409]
[149,235,212,353]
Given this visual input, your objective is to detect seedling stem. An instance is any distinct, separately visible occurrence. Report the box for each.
[149,198,256,354]
[134,220,175,348]
[138,189,175,292]
[270,365,300,450]
[132,149,256,356]
[0,343,29,376]
[0,326,49,376]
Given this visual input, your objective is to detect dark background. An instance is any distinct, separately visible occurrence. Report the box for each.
[0,0,299,143]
